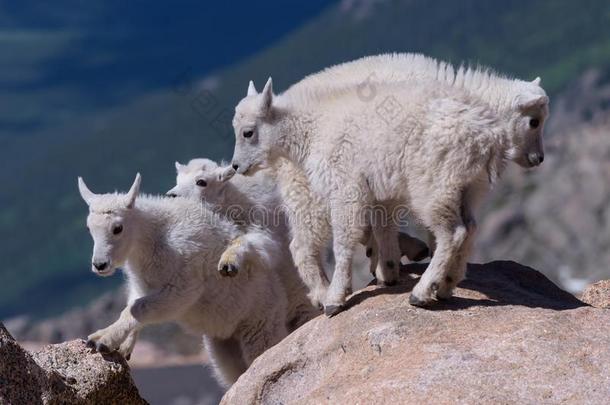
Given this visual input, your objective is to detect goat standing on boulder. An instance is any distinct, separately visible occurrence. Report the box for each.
[230,54,549,316]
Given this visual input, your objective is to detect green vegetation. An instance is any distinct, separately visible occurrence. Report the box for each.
[2,0,610,318]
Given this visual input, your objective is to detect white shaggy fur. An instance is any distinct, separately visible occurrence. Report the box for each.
[168,157,428,307]
[167,158,320,322]
[230,53,549,314]
[78,174,292,387]
[272,157,430,297]
[168,157,334,306]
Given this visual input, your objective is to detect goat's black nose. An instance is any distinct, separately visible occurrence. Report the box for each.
[232,163,239,171]
[166,192,177,198]
[93,262,108,271]
[527,153,544,166]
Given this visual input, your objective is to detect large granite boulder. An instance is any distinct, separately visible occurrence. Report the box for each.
[223,261,609,404]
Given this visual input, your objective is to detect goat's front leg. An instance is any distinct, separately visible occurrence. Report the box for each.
[87,273,201,354]
[86,306,139,354]
[410,197,468,306]
[118,329,139,360]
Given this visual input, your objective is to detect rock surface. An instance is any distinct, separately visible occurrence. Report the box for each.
[0,324,146,404]
[581,279,610,308]
[223,261,610,404]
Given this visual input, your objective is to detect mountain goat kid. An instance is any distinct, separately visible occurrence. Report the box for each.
[230,55,549,315]
[167,158,320,323]
[78,173,289,386]
[167,157,428,308]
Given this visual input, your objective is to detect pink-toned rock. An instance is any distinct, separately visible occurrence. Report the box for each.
[0,324,146,404]
[581,280,610,308]
[222,261,610,405]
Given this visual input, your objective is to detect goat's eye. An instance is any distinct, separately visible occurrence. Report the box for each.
[196,179,207,187]
[529,118,540,129]
[243,130,254,138]
[112,225,123,235]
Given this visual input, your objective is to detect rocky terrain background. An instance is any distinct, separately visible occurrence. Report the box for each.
[474,69,610,292]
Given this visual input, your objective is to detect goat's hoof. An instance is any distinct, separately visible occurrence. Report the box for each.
[97,343,112,354]
[409,294,433,307]
[219,263,238,277]
[324,304,345,317]
[125,353,131,361]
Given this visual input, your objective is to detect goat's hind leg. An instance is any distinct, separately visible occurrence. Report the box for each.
[239,310,287,367]
[289,227,329,309]
[324,200,364,316]
[204,336,248,387]
[436,197,477,299]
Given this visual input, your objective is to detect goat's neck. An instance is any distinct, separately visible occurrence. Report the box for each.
[270,101,314,169]
[125,208,168,277]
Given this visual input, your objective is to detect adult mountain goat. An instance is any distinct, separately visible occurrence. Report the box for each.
[230,53,549,315]
[78,174,291,386]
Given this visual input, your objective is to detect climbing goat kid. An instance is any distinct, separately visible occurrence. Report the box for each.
[79,173,289,386]
[167,158,321,323]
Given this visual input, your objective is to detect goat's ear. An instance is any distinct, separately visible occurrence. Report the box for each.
[78,177,95,206]
[260,77,273,114]
[217,166,236,183]
[532,77,541,86]
[126,173,141,209]
[516,93,549,111]
[247,80,258,96]
[175,161,185,172]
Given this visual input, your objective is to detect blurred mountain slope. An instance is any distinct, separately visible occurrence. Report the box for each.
[2,0,610,318]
